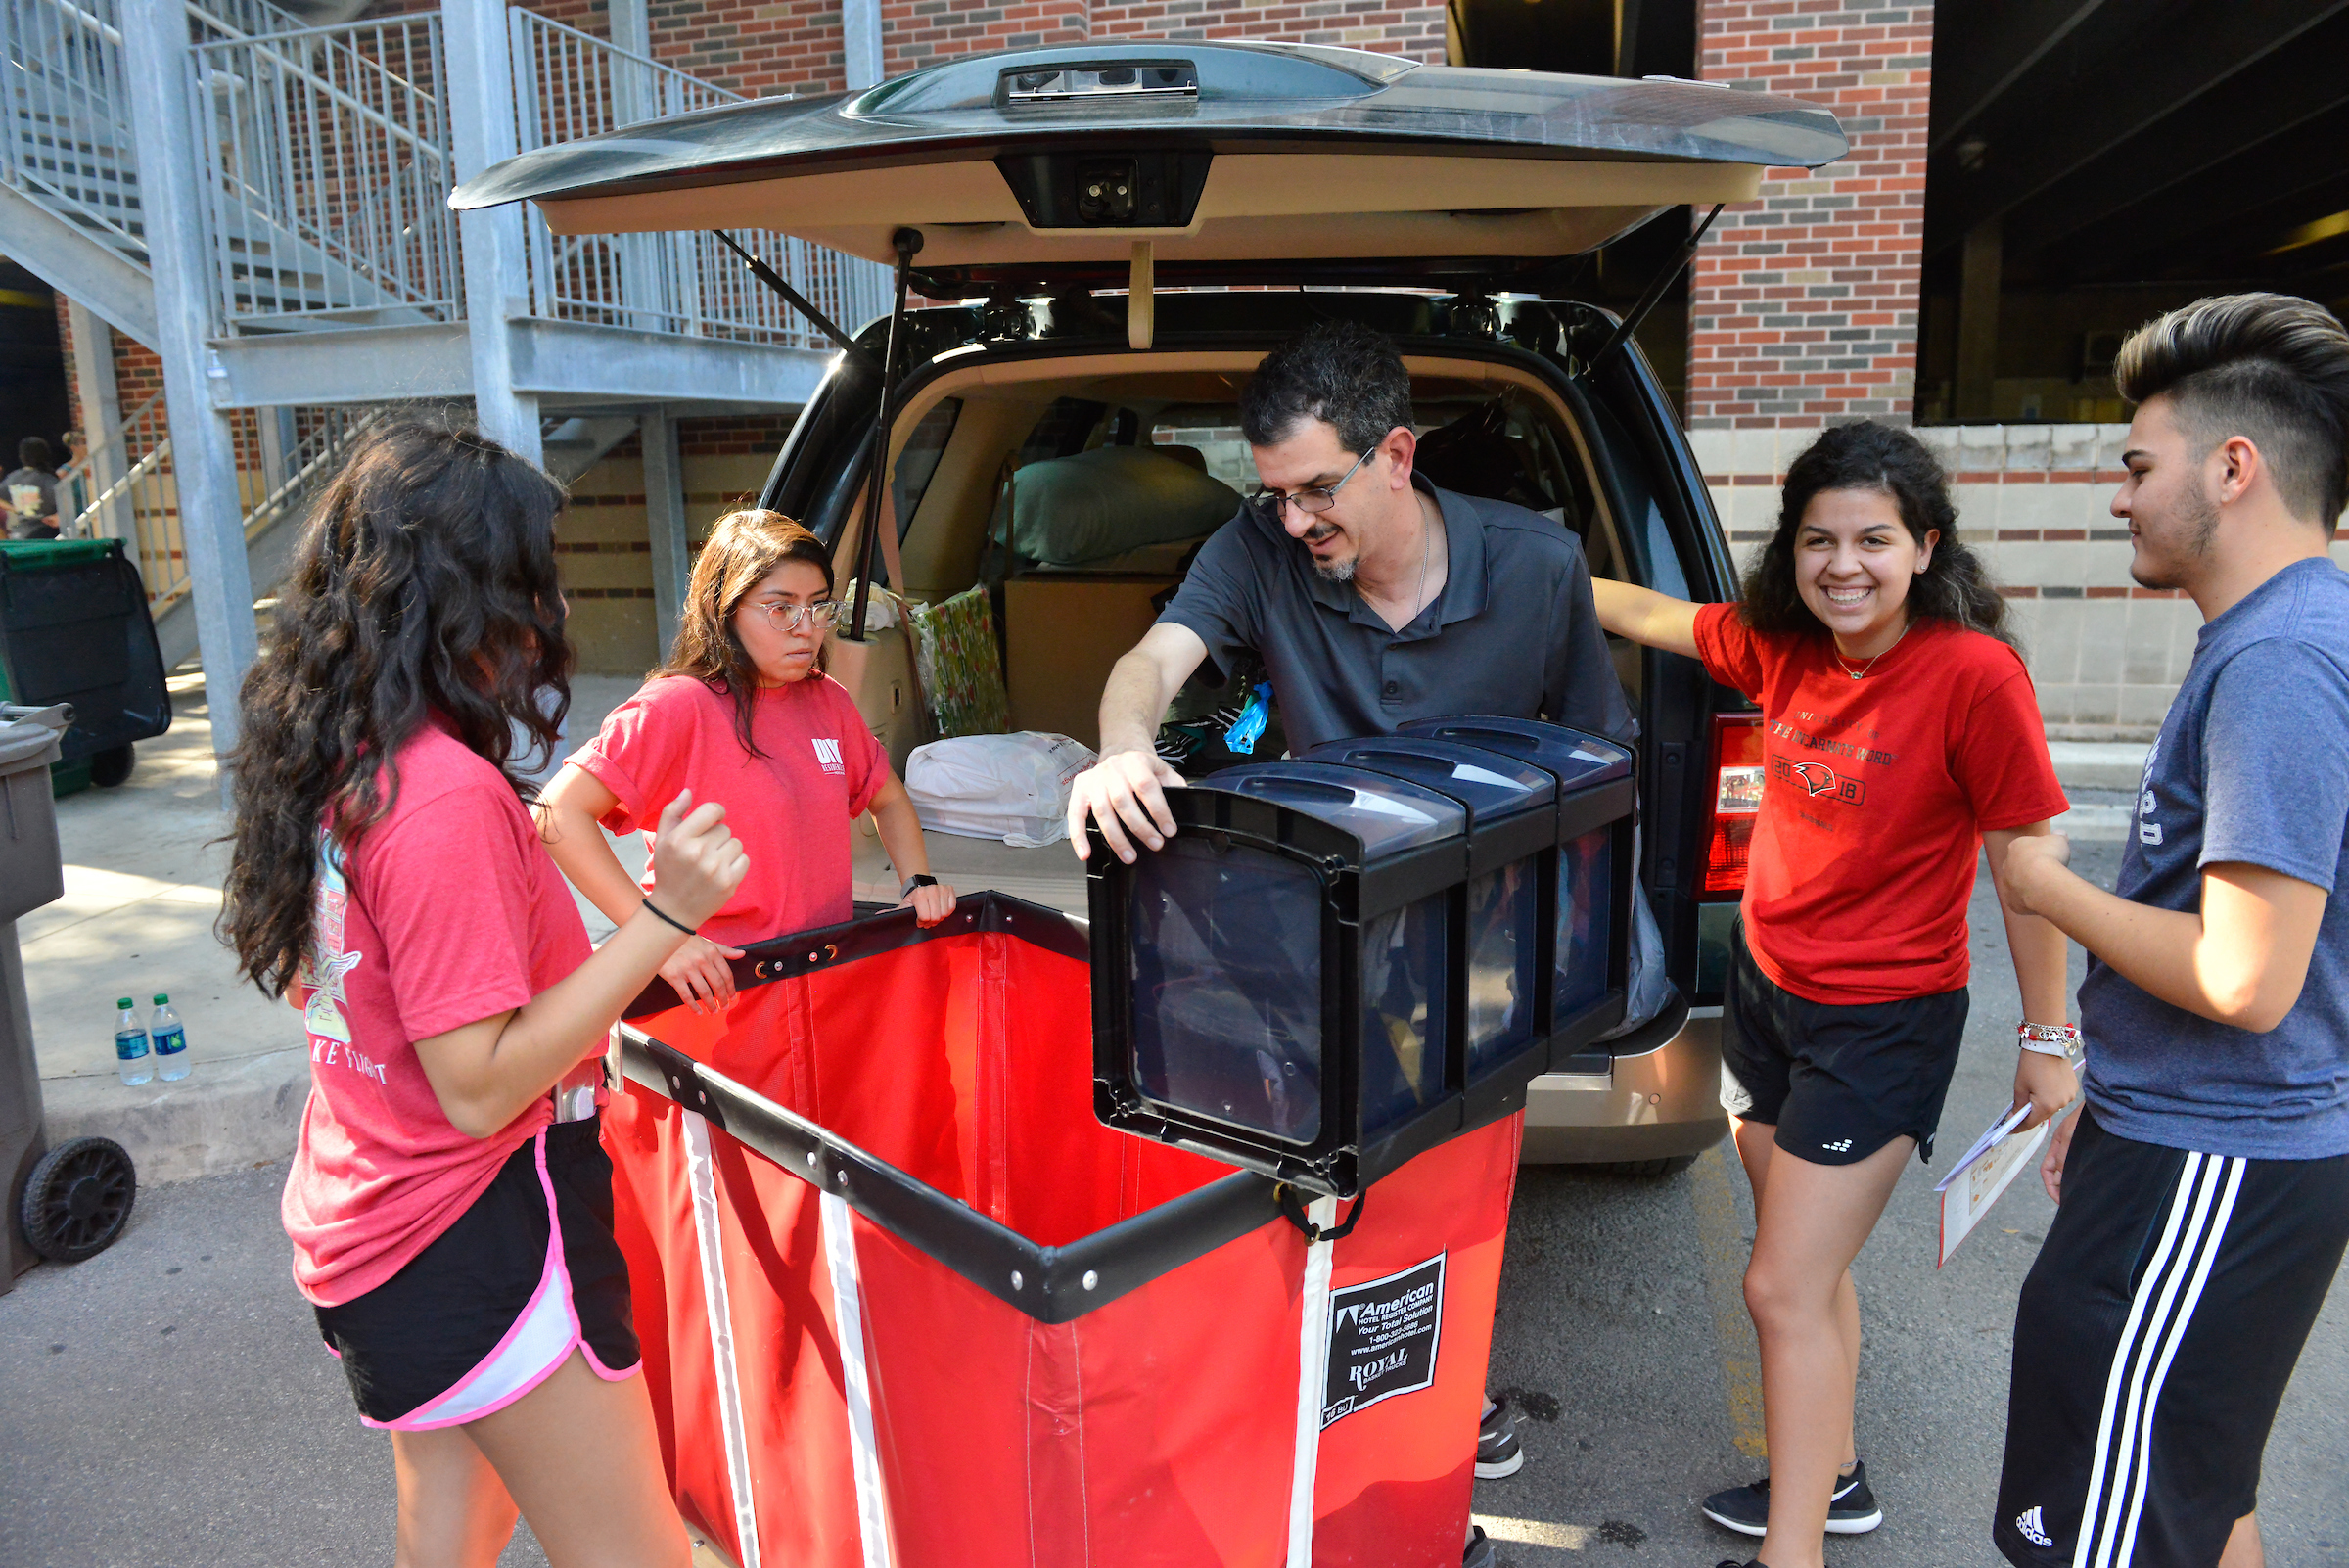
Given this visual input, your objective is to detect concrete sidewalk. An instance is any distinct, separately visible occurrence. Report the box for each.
[24,672,642,1186]
[22,677,2154,1186]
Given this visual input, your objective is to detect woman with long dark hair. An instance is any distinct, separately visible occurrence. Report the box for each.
[221,418,745,1568]
[535,507,951,1016]
[1592,421,2078,1568]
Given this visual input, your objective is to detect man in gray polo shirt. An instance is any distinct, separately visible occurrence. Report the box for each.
[1066,319,1630,864]
[1064,321,1632,1543]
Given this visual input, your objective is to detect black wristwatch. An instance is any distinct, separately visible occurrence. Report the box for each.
[900,873,938,899]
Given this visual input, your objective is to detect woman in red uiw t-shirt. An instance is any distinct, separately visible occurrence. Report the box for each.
[1594,421,2079,1568]
[220,420,747,1567]
[535,508,954,1017]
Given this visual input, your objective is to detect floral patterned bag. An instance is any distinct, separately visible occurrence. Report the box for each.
[906,584,1010,739]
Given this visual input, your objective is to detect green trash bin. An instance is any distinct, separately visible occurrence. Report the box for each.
[0,539,172,793]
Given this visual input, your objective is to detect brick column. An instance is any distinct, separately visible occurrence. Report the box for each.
[1685,0,1934,428]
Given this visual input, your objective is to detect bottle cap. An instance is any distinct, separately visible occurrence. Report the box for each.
[116,997,133,1009]
[154,993,168,1004]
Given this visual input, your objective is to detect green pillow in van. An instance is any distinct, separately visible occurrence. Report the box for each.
[1011,446,1241,567]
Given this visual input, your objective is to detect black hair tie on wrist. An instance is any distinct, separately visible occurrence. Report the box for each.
[641,897,697,937]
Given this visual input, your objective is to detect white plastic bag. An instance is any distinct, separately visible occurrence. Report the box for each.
[905,731,1097,848]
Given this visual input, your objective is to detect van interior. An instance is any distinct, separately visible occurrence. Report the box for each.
[828,350,1641,916]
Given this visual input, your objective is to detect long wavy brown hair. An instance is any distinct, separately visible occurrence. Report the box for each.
[1739,419,2012,647]
[656,507,834,758]
[218,417,572,997]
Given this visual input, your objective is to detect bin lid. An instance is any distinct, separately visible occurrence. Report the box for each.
[1200,761,1464,855]
[1304,736,1555,829]
[0,715,65,772]
[1397,716,1631,790]
[0,538,120,573]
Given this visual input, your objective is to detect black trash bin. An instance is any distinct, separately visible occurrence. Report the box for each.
[0,539,172,791]
[1,703,137,1288]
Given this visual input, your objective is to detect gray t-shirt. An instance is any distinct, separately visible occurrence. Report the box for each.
[2079,555,2349,1159]
[2,467,58,538]
[1155,479,1634,754]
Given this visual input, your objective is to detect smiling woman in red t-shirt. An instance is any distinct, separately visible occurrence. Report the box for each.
[220,419,749,1567]
[1594,422,2078,1568]
[536,509,953,1016]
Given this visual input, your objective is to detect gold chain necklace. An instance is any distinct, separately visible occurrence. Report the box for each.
[1833,620,1911,680]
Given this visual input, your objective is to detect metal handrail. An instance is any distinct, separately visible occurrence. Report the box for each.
[508,8,892,351]
[190,13,461,329]
[69,391,167,534]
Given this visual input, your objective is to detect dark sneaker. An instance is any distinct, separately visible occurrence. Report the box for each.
[1476,1396,1525,1479]
[1701,1461,1881,1536]
[1464,1525,1497,1567]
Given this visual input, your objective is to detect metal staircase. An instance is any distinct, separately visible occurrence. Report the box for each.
[1,0,886,675]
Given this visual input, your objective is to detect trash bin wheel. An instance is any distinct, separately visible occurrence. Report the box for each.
[89,744,134,788]
[19,1136,137,1264]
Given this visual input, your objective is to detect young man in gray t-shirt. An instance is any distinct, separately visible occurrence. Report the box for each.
[1994,294,2349,1568]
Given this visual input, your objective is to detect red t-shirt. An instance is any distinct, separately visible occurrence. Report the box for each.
[1693,604,2068,1004]
[566,674,889,947]
[282,718,594,1307]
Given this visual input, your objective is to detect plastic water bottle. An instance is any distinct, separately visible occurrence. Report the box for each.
[151,993,189,1082]
[114,997,152,1086]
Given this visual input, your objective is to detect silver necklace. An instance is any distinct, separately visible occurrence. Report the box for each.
[1833,619,1910,679]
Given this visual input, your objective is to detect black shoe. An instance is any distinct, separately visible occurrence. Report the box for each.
[1701,1460,1881,1536]
[1464,1525,1497,1568]
[1475,1395,1524,1479]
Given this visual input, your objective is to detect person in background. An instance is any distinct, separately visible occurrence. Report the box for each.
[1591,420,2076,1568]
[1992,294,2349,1568]
[220,417,744,1567]
[536,509,953,1017]
[4,436,61,539]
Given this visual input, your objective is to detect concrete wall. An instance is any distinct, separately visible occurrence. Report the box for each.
[557,416,792,674]
[1692,421,2349,740]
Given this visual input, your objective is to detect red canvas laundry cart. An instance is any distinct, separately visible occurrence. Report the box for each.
[605,724,1638,1567]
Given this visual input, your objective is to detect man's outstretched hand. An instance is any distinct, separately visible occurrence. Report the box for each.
[1067,748,1186,863]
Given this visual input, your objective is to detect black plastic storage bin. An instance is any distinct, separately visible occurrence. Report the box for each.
[1305,736,1558,1089]
[1089,739,1636,1198]
[1399,717,1636,1068]
[0,540,171,781]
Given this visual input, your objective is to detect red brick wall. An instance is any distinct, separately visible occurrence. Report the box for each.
[522,0,1448,98]
[1684,0,1933,428]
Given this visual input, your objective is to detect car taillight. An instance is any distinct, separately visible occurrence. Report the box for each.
[1701,713,1765,899]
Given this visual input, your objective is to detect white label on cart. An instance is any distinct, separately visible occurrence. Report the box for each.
[1320,1253,1446,1428]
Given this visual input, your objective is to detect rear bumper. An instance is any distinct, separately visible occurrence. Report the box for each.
[1521,1006,1728,1165]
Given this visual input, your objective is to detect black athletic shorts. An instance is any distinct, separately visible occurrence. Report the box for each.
[313,1117,639,1429]
[1995,1108,2349,1568]
[1720,918,1969,1165]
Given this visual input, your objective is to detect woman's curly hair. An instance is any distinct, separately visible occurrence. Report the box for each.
[218,416,572,997]
[1739,420,2011,645]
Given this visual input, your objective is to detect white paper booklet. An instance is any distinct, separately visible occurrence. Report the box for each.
[1934,1102,2051,1268]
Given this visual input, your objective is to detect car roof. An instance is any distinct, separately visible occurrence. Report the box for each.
[452,42,1845,291]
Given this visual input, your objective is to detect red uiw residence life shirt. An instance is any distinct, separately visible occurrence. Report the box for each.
[1693,603,2069,1004]
[282,717,594,1307]
[566,673,889,949]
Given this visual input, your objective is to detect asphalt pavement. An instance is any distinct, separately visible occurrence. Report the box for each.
[4,848,2343,1567]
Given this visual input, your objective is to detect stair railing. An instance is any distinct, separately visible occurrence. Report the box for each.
[507,9,893,351]
[188,14,461,331]
[0,0,146,266]
[128,403,384,613]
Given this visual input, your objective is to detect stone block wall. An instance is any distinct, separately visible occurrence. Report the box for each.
[1691,422,2349,738]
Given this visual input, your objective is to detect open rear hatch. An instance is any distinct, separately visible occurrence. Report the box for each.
[451,42,1844,292]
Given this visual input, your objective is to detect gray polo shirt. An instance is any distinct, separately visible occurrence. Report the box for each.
[1156,478,1633,755]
